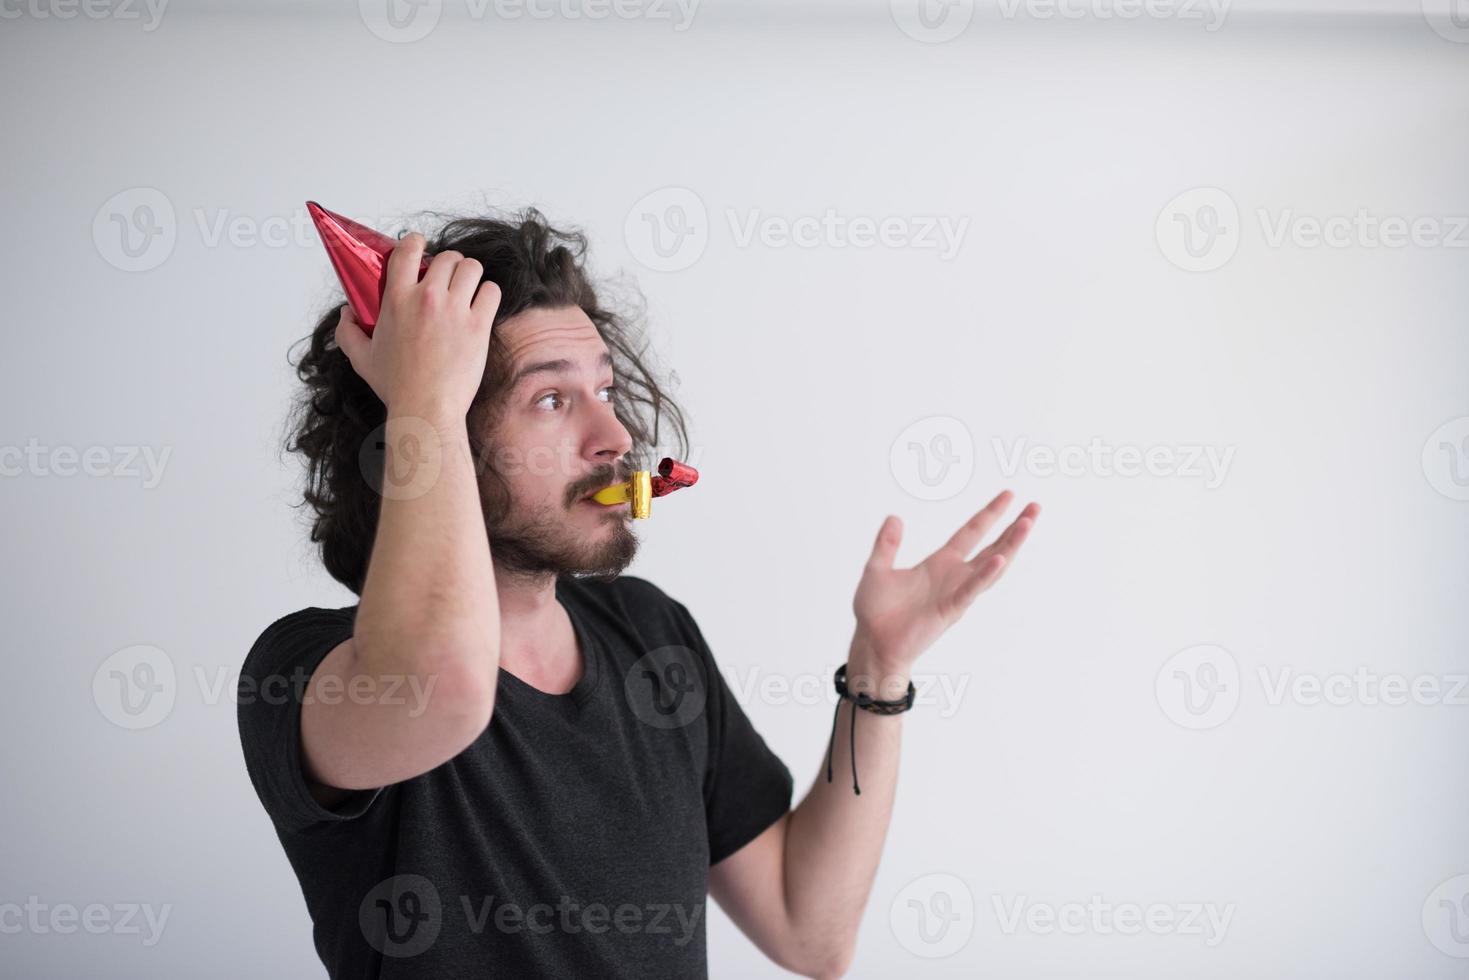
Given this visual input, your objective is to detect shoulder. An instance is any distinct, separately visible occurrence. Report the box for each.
[242,605,357,680]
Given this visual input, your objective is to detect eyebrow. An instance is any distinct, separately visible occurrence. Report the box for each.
[510,350,614,389]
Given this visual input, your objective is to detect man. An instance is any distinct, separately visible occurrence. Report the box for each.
[238,208,1039,978]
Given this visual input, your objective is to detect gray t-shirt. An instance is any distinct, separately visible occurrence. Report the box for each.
[237,573,793,979]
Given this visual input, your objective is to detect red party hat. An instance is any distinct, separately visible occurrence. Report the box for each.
[306,201,430,335]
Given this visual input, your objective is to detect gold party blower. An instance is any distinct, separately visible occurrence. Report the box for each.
[593,458,699,519]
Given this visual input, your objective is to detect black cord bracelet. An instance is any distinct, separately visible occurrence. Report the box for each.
[823,664,916,795]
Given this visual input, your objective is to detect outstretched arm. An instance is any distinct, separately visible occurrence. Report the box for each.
[710,490,1039,978]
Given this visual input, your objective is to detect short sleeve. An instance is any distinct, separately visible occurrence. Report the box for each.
[237,607,383,835]
[671,600,794,865]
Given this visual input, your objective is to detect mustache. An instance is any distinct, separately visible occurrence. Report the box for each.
[566,462,634,506]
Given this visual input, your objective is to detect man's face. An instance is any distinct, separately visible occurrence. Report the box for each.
[476,305,639,580]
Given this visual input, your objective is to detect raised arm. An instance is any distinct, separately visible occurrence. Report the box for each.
[300,233,503,799]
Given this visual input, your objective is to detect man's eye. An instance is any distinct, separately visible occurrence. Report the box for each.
[535,388,614,410]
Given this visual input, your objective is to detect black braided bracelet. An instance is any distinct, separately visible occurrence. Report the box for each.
[822,664,916,795]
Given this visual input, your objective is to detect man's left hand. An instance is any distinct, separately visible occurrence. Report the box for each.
[848,490,1040,689]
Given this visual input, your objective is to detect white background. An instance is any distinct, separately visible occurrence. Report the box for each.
[3,0,1468,976]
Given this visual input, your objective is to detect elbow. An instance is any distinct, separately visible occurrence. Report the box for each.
[794,955,852,980]
[812,946,854,980]
[359,638,495,748]
[431,650,497,738]
[780,937,854,980]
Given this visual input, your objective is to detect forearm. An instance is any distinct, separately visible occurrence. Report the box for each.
[353,405,499,683]
[756,497,1035,976]
[782,635,909,972]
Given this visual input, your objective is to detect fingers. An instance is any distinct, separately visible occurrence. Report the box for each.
[866,514,903,571]
[471,280,503,328]
[422,248,464,292]
[954,554,1007,609]
[951,519,1031,614]
[968,501,1040,572]
[943,495,1041,616]
[334,304,368,364]
[941,489,1014,558]
[385,232,427,295]
[448,256,484,309]
[384,234,490,325]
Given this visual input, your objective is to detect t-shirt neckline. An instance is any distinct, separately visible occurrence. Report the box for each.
[495,577,602,708]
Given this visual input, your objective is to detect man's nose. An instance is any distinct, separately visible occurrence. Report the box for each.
[588,400,634,463]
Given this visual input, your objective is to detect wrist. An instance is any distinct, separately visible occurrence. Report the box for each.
[387,397,467,431]
[845,636,912,702]
[375,409,473,481]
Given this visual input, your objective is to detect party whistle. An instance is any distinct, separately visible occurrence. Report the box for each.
[306,201,429,335]
[592,459,699,519]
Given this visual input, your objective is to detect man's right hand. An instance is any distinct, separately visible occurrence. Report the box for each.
[333,232,502,417]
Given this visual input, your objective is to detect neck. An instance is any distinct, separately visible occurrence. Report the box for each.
[493,563,580,689]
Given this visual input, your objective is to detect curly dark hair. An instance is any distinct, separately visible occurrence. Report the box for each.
[283,206,689,596]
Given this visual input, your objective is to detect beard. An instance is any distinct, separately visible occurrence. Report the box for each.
[479,467,640,583]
